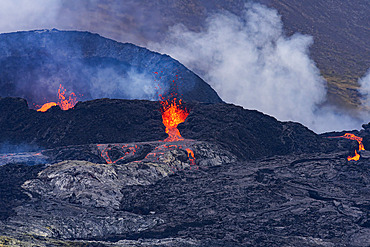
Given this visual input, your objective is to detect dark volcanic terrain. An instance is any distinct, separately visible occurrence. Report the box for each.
[0,98,369,246]
[0,97,346,159]
[0,150,369,246]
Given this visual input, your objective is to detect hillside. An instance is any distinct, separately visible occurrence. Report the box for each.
[0,30,222,107]
[56,0,369,109]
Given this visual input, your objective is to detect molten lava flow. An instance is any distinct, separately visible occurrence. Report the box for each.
[340,133,365,161]
[161,98,189,142]
[37,84,77,112]
[330,133,366,161]
[37,102,57,112]
[348,150,360,161]
[97,144,138,164]
[341,133,365,151]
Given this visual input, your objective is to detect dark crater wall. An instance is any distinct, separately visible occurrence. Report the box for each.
[0,97,346,160]
[0,29,222,106]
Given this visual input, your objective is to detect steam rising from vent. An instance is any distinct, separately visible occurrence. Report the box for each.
[359,69,370,109]
[149,3,368,133]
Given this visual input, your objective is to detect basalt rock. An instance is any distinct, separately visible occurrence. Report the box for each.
[0,140,234,243]
[0,149,369,246]
[22,141,234,211]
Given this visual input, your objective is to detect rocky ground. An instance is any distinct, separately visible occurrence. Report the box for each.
[0,147,369,246]
[1,98,369,246]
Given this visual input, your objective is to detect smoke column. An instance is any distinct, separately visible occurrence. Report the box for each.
[149,3,367,133]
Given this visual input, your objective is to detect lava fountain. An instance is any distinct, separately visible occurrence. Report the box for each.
[160,98,189,142]
[37,84,77,112]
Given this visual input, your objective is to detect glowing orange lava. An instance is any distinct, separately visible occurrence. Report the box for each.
[340,133,365,161]
[341,133,365,151]
[186,148,196,166]
[347,150,360,161]
[37,84,77,112]
[330,133,365,161]
[161,98,189,142]
[37,102,57,112]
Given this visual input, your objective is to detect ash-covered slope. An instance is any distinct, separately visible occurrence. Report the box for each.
[0,97,342,160]
[0,30,222,106]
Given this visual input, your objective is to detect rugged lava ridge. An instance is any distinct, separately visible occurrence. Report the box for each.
[0,97,355,160]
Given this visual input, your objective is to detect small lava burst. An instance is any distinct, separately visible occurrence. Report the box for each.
[329,133,365,161]
[160,98,189,142]
[37,84,77,112]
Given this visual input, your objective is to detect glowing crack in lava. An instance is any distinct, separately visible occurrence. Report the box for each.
[37,84,77,112]
[97,144,137,164]
[160,98,189,142]
[329,133,365,161]
[96,142,197,170]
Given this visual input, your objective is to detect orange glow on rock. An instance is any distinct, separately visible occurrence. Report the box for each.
[161,98,189,142]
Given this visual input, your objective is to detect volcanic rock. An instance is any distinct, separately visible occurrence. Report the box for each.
[0,149,369,246]
[1,98,368,246]
[21,141,235,210]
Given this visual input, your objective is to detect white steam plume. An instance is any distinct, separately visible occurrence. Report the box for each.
[0,0,61,33]
[149,3,365,133]
[359,69,370,109]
